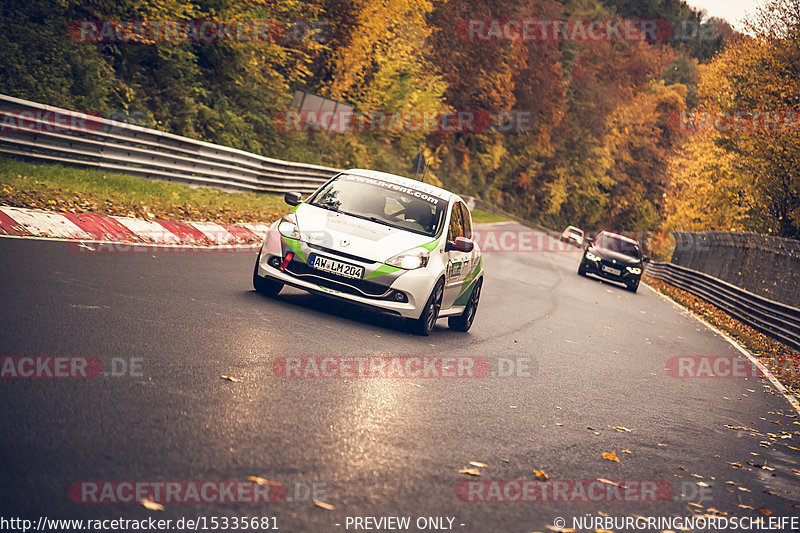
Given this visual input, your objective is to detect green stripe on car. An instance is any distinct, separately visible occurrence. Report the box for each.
[365,264,402,279]
[283,237,305,262]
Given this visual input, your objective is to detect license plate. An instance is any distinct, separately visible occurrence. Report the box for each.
[602,265,621,276]
[308,254,364,279]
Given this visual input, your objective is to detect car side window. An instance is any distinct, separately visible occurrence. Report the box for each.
[447,202,464,241]
[459,203,472,240]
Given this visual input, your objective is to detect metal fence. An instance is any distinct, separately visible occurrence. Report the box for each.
[671,231,800,308]
[646,261,800,352]
[0,93,341,194]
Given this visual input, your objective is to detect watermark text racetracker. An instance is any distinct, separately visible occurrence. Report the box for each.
[70,479,326,504]
[69,19,330,45]
[458,479,674,503]
[458,18,721,43]
[0,356,143,379]
[273,109,537,134]
[273,356,536,379]
[666,355,800,379]
[471,228,665,253]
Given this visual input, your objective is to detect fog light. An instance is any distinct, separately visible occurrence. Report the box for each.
[393,291,408,302]
[268,257,281,268]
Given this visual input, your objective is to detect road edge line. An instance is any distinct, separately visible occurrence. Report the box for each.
[642,281,800,416]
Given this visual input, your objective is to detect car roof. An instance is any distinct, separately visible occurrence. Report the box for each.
[343,168,458,203]
[598,230,639,245]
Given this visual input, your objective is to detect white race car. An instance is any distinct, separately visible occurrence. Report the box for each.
[253,169,483,335]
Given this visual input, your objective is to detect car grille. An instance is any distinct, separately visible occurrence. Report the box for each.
[306,243,373,264]
[285,261,394,299]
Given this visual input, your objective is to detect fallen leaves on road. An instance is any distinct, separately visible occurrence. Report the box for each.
[469,461,488,468]
[533,470,549,481]
[545,525,575,533]
[696,482,710,487]
[602,451,620,462]
[459,469,481,476]
[220,374,242,382]
[247,476,270,485]
[757,508,773,516]
[140,498,164,511]
[313,499,335,510]
[613,426,633,433]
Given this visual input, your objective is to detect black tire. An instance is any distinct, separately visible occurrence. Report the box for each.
[253,252,283,296]
[626,279,640,293]
[412,278,444,336]
[578,262,587,276]
[448,278,482,332]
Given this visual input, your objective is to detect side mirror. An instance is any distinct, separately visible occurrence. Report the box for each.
[446,236,474,253]
[284,192,302,206]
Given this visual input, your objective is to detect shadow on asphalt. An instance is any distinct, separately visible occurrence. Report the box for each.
[241,288,465,338]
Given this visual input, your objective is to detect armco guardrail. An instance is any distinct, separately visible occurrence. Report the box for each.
[0,94,552,228]
[0,94,341,194]
[645,261,800,352]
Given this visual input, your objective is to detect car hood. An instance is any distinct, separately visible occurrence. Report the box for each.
[294,203,438,263]
[590,247,642,266]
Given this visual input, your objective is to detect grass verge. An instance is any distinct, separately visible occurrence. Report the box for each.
[0,155,286,224]
[471,209,509,224]
[644,275,800,400]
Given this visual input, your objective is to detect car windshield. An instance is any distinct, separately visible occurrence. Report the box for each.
[308,174,447,237]
[596,234,641,259]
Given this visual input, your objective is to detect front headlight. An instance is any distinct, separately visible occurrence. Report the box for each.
[278,213,301,240]
[385,247,430,270]
[626,266,642,274]
[585,252,601,262]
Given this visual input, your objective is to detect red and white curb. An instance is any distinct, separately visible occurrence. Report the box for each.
[0,206,270,248]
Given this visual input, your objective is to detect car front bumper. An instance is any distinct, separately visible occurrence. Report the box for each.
[256,232,437,319]
[582,259,641,284]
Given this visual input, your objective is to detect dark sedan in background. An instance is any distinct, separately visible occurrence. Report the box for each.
[578,230,648,293]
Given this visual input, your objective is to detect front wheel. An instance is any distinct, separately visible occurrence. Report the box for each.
[626,278,640,293]
[412,278,444,336]
[253,252,283,296]
[449,279,482,332]
[578,262,587,276]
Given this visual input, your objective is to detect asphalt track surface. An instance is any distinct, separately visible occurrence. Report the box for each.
[1,223,798,532]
